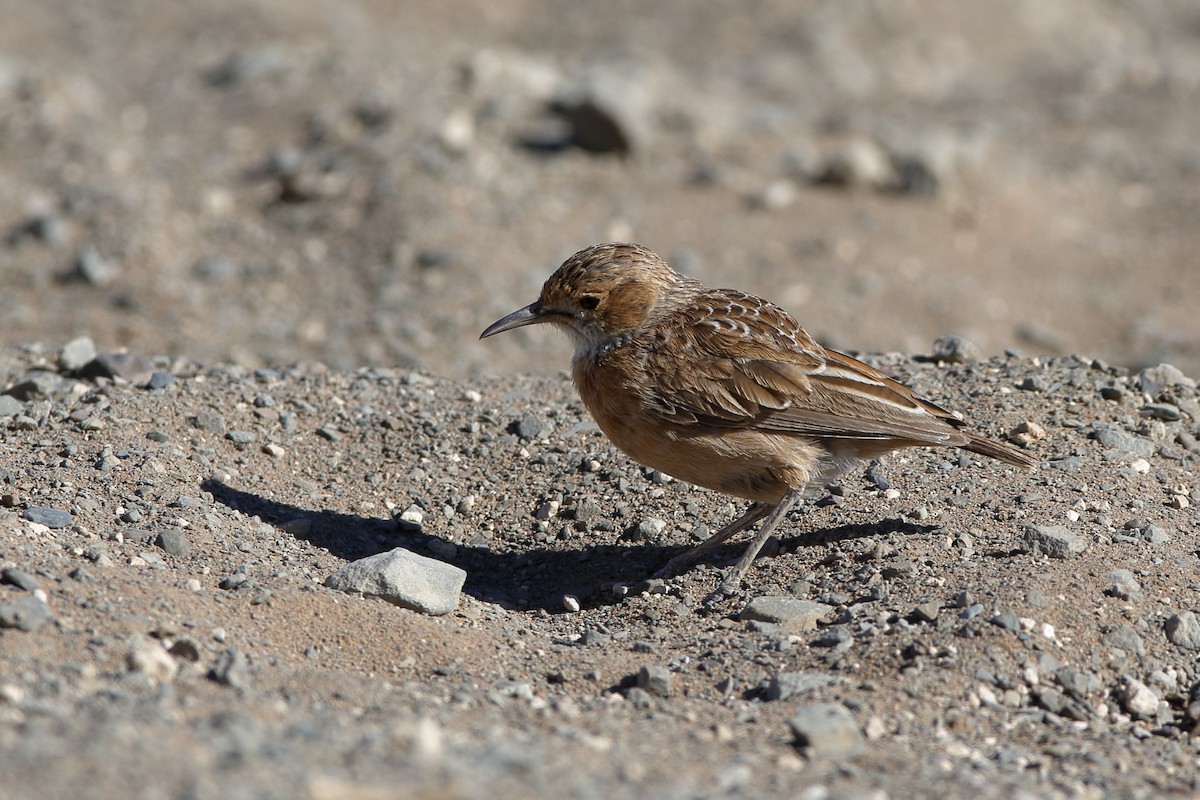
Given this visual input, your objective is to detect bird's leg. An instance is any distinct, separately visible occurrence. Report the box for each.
[654,502,772,579]
[711,487,803,598]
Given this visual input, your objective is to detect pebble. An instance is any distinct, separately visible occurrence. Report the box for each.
[75,244,120,286]
[931,335,980,364]
[1121,678,1160,720]
[192,409,227,434]
[126,635,178,684]
[1,567,40,592]
[740,597,834,632]
[226,430,256,445]
[156,529,192,558]
[1020,525,1087,559]
[767,671,839,702]
[146,371,174,390]
[1141,403,1181,422]
[1164,611,1200,651]
[210,648,251,688]
[511,413,543,440]
[1103,623,1145,656]
[1104,569,1142,600]
[23,506,74,529]
[5,372,57,401]
[0,594,53,632]
[324,547,466,616]
[79,351,154,385]
[788,703,866,760]
[1089,426,1155,460]
[990,610,1021,633]
[636,665,672,699]
[59,336,97,372]
[0,394,22,417]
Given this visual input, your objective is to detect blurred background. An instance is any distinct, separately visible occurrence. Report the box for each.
[1,0,1197,378]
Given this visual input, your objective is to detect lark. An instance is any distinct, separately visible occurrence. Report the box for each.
[482,243,1034,597]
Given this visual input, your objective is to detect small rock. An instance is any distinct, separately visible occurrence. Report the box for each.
[990,610,1021,632]
[226,430,256,445]
[325,547,466,616]
[767,671,839,702]
[1141,403,1181,422]
[511,413,544,440]
[740,597,834,632]
[23,506,73,529]
[77,351,154,385]
[931,335,980,364]
[1121,678,1160,720]
[126,635,178,684]
[4,372,57,401]
[146,371,175,390]
[0,594,52,632]
[1139,363,1195,392]
[911,601,940,623]
[636,665,672,698]
[0,395,22,418]
[1104,569,1142,600]
[209,648,251,688]
[1103,623,1145,656]
[191,409,227,434]
[1020,525,1087,559]
[59,336,97,372]
[156,529,192,558]
[1089,426,1155,460]
[0,568,39,592]
[788,703,866,760]
[75,244,120,286]
[1165,611,1200,651]
[626,517,666,542]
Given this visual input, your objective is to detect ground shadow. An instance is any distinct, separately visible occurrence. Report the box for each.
[203,480,931,612]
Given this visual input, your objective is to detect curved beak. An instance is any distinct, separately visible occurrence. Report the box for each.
[480,301,550,339]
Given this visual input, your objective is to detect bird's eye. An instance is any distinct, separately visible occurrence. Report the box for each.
[579,295,600,310]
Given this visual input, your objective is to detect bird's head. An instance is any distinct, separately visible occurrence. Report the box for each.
[481,243,688,355]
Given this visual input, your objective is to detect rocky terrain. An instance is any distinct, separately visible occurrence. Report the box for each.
[2,1,1200,799]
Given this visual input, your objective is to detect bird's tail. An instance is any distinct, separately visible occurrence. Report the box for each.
[961,432,1037,468]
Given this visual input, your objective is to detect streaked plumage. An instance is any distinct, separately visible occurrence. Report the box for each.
[482,243,1034,596]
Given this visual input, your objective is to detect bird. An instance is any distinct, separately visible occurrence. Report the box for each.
[481,242,1035,598]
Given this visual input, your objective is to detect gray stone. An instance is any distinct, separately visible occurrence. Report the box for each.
[1105,569,1142,600]
[77,351,154,384]
[1140,525,1170,545]
[990,610,1021,632]
[147,371,175,390]
[325,547,466,616]
[1139,363,1195,391]
[740,596,834,631]
[5,372,57,401]
[0,394,22,418]
[511,412,543,440]
[210,648,250,688]
[0,594,52,632]
[1089,426,1155,460]
[931,335,980,364]
[1020,525,1088,559]
[226,430,256,445]
[156,529,192,558]
[1103,623,1145,656]
[1054,666,1102,698]
[75,244,120,286]
[1141,403,1182,422]
[1165,611,1200,651]
[636,665,672,698]
[23,506,73,529]
[788,703,866,760]
[767,671,839,702]
[1121,678,1160,720]
[1,567,39,592]
[191,409,227,434]
[59,336,97,372]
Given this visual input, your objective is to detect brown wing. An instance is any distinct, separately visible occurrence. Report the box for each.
[644,290,968,446]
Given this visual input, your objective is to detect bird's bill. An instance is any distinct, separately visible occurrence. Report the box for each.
[480,301,549,339]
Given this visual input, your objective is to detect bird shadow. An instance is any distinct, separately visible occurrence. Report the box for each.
[202,480,927,612]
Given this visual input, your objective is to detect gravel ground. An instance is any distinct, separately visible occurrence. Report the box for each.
[2,343,1199,799]
[2,2,1200,798]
